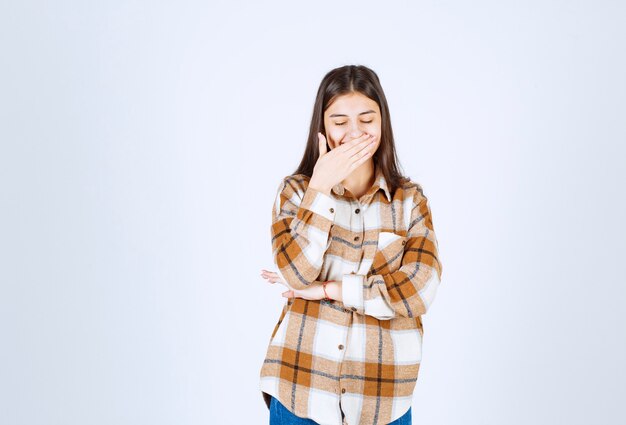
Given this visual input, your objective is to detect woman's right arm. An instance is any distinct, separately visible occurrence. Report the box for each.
[270,132,377,290]
[270,176,337,290]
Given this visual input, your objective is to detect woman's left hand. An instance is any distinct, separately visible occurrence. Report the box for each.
[260,269,289,288]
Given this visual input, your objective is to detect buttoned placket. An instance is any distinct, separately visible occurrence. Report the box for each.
[337,197,365,415]
[348,196,364,313]
[351,198,365,272]
[337,302,354,423]
[356,201,365,277]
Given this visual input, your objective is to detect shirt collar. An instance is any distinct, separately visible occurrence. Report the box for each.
[331,164,392,202]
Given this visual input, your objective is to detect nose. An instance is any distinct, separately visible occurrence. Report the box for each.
[339,126,367,146]
[349,127,366,139]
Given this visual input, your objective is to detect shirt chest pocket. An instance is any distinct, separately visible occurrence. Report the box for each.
[370,231,407,274]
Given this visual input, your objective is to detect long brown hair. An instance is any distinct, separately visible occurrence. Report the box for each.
[293,64,409,195]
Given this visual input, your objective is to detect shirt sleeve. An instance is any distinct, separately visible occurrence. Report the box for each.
[271,176,337,290]
[341,188,443,320]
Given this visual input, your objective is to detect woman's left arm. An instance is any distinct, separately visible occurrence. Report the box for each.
[341,190,443,320]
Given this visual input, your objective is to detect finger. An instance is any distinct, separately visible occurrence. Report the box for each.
[342,132,370,147]
[261,270,279,280]
[266,272,284,283]
[348,143,376,172]
[346,134,376,153]
[318,132,327,157]
[282,290,294,298]
[332,132,368,154]
[341,133,375,155]
[261,274,279,284]
[348,138,377,161]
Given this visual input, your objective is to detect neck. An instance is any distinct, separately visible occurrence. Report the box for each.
[342,160,376,199]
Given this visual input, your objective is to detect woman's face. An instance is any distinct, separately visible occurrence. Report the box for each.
[323,92,382,152]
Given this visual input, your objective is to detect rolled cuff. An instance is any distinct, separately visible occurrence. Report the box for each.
[341,273,364,314]
[300,186,337,222]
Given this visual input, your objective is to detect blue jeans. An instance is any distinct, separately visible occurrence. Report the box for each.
[269,395,412,425]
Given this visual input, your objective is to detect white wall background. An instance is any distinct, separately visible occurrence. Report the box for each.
[1,1,624,424]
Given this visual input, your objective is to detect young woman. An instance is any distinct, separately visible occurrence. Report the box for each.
[259,65,443,425]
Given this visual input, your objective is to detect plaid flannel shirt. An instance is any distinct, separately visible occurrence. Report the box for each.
[259,164,443,425]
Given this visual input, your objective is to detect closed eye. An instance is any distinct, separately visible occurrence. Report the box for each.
[335,120,374,125]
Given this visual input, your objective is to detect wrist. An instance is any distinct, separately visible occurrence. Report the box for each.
[325,281,342,302]
[309,179,332,196]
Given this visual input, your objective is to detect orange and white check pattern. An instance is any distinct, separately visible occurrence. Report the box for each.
[259,165,443,425]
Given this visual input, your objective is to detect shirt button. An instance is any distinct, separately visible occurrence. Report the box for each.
[341,388,346,394]
[354,236,360,241]
[355,208,360,214]
[338,344,344,350]
[401,240,406,245]
[329,207,334,213]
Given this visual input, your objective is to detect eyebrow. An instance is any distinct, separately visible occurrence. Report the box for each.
[329,110,377,118]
